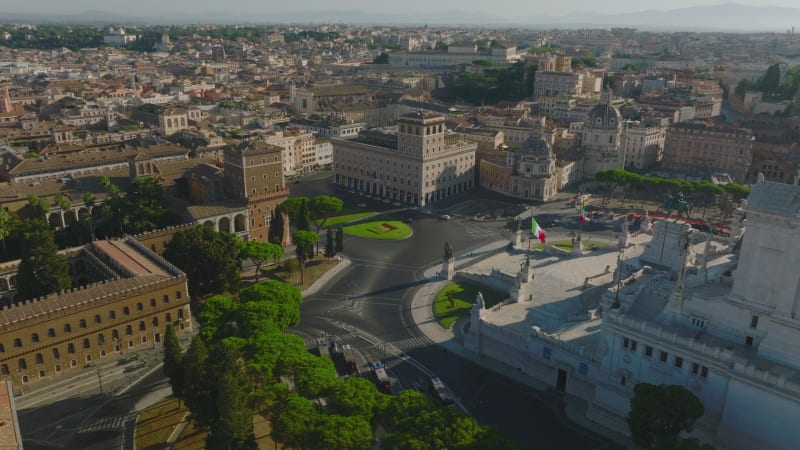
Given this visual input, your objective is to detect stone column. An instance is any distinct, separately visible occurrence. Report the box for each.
[281,211,292,247]
[464,292,486,353]
[442,257,455,280]
[572,235,584,256]
[513,229,522,249]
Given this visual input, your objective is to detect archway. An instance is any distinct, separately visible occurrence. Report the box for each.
[218,216,231,233]
[234,214,246,232]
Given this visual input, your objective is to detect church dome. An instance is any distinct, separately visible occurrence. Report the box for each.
[586,103,621,130]
[520,135,552,157]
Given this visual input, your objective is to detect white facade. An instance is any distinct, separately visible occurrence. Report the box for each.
[312,139,333,170]
[462,181,800,450]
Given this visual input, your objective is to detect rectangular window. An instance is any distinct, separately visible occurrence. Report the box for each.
[750,315,759,329]
[692,363,700,374]
[623,337,630,349]
[645,346,653,357]
[660,351,668,363]
[700,366,709,378]
[675,357,684,369]
[745,336,754,347]
[630,340,638,352]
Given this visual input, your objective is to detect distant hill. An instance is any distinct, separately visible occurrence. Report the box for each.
[522,3,800,31]
[2,3,800,31]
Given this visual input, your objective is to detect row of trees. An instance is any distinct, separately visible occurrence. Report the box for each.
[734,63,800,102]
[2,177,172,301]
[594,169,751,219]
[163,278,521,450]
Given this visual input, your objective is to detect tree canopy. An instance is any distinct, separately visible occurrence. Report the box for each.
[15,219,71,300]
[240,241,283,282]
[628,383,706,449]
[163,226,242,298]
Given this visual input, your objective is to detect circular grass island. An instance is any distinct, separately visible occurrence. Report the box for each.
[342,220,412,240]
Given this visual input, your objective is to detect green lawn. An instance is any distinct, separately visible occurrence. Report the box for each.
[533,240,606,251]
[343,220,412,240]
[135,397,188,450]
[434,282,506,329]
[318,211,375,228]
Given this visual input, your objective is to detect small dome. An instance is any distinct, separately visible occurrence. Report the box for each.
[586,103,621,130]
[520,135,551,156]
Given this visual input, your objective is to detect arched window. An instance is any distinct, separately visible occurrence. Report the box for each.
[97,334,105,345]
[152,317,159,327]
[139,321,146,331]
[0,343,4,353]
[79,319,87,328]
[31,333,40,343]
[64,323,72,333]
[125,325,133,336]
[150,298,157,307]
[163,294,170,303]
[166,313,172,323]
[35,353,43,364]
[109,311,116,320]
[112,329,119,340]
[94,314,101,324]
[82,338,90,349]
[0,364,8,375]
[18,359,27,370]
[48,328,56,338]
[123,306,130,315]
[13,338,22,348]
[52,348,60,359]
[137,302,143,311]
[67,343,75,353]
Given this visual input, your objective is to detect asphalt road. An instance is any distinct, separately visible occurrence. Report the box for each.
[290,172,622,449]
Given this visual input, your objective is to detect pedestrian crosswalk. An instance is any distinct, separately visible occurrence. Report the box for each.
[304,334,433,353]
[78,413,133,434]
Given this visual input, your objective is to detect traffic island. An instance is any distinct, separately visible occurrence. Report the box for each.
[342,220,412,240]
[433,282,505,329]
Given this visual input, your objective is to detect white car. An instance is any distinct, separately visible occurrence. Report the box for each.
[422,209,432,215]
[440,214,451,220]
[410,206,419,211]
[392,202,402,207]
[382,198,391,203]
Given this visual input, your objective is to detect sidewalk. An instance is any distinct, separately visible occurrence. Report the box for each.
[409,242,633,448]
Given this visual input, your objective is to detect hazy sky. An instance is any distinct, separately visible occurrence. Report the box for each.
[6,0,800,18]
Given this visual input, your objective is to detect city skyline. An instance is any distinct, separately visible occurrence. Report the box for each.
[4,0,800,21]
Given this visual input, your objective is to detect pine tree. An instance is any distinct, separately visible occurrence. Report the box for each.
[296,199,311,232]
[268,206,283,244]
[335,227,344,253]
[325,228,335,257]
[163,324,184,406]
[206,347,255,450]
[15,221,71,300]
[182,336,211,427]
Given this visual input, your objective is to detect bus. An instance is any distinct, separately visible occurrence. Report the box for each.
[316,337,330,360]
[340,344,358,375]
[371,361,392,394]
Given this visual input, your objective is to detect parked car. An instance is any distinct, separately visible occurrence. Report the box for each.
[392,202,402,207]
[422,209,432,215]
[439,214,451,220]
[357,203,366,208]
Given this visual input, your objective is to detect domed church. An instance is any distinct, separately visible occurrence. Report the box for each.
[579,91,623,177]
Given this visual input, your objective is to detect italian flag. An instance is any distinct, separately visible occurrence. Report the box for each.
[579,201,590,224]
[531,217,546,244]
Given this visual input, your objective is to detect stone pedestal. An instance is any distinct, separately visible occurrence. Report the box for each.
[465,293,486,353]
[513,229,523,249]
[572,236,584,256]
[617,231,630,249]
[641,214,652,234]
[442,257,455,280]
